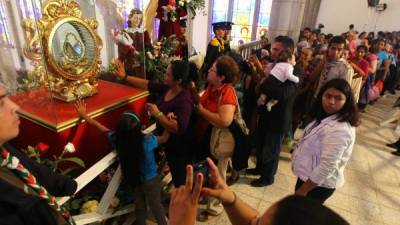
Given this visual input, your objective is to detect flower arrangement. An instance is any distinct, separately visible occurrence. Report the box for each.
[161,4,178,22]
[136,35,180,82]
[24,142,85,176]
[177,0,206,18]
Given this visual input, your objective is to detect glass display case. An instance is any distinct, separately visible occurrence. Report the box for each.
[0,0,176,166]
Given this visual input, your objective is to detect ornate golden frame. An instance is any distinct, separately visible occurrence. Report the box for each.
[22,0,103,102]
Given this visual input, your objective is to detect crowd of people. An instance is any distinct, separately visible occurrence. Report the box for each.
[1,20,400,225]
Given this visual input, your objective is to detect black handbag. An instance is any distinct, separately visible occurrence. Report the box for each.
[229,95,251,171]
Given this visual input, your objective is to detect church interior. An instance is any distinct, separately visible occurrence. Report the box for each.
[0,0,399,224]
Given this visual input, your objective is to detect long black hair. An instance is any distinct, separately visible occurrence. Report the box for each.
[310,79,359,127]
[271,195,350,225]
[171,60,190,87]
[115,111,144,189]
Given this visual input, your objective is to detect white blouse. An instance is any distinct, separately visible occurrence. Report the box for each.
[292,115,356,189]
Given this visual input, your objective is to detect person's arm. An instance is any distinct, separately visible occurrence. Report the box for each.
[368,58,377,74]
[114,59,149,90]
[349,61,365,78]
[380,59,390,81]
[7,144,77,196]
[202,158,259,225]
[286,66,300,83]
[75,100,110,133]
[157,130,170,144]
[308,59,325,82]
[147,103,179,133]
[197,103,235,128]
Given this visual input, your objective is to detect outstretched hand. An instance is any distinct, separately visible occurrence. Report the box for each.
[169,165,204,225]
[114,59,126,80]
[75,99,87,119]
[201,158,235,205]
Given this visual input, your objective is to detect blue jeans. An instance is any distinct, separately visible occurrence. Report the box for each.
[256,130,284,183]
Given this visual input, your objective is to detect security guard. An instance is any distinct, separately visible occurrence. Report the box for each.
[202,22,227,74]
[223,22,234,53]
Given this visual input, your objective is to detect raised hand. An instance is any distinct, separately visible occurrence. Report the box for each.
[169,165,204,225]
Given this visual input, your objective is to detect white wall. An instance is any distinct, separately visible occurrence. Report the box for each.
[191,1,210,55]
[316,0,400,35]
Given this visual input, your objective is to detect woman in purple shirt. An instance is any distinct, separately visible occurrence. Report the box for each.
[115,59,194,187]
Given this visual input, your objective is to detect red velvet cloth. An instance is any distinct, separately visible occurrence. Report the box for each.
[10,80,148,168]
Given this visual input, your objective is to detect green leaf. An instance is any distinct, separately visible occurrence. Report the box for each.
[70,199,83,210]
[56,157,85,168]
[60,166,80,176]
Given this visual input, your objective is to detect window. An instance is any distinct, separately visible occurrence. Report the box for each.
[0,0,11,46]
[17,0,43,20]
[209,0,272,45]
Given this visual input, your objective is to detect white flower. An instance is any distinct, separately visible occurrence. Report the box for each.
[171,16,177,22]
[64,142,76,153]
[146,51,155,60]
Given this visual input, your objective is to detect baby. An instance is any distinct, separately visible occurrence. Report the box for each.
[258,50,299,111]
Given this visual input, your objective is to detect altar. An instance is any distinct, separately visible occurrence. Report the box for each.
[10,80,148,167]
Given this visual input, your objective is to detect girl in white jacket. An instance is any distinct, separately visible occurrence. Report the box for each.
[292,78,360,204]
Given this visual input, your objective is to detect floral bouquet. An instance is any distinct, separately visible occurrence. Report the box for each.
[177,0,206,18]
[24,142,85,176]
[136,35,180,82]
[161,4,178,22]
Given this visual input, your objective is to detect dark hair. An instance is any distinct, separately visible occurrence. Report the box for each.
[188,62,199,83]
[171,60,190,87]
[328,36,346,47]
[356,45,368,54]
[215,55,240,83]
[271,195,350,225]
[358,31,366,39]
[303,27,311,32]
[128,9,143,28]
[349,24,354,29]
[310,79,359,126]
[115,111,144,189]
[277,49,294,63]
[274,35,295,53]
[226,51,253,75]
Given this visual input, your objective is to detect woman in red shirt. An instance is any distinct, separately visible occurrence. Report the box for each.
[195,55,239,220]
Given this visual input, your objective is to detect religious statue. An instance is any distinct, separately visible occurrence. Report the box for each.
[156,0,187,56]
[113,9,152,78]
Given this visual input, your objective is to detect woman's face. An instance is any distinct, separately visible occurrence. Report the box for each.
[164,65,176,87]
[300,49,313,62]
[129,13,142,28]
[356,48,366,59]
[322,88,347,115]
[207,63,224,86]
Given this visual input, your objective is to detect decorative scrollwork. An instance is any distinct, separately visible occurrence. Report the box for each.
[20,0,102,102]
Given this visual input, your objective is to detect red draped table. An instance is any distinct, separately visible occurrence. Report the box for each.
[10,80,148,167]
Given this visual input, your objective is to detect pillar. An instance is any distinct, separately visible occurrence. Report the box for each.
[268,0,306,42]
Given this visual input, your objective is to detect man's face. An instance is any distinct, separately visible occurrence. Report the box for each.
[0,86,20,144]
[327,43,345,61]
[215,28,225,38]
[303,30,311,38]
[270,42,284,61]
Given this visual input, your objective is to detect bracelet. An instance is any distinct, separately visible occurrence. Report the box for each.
[155,111,164,120]
[222,191,236,207]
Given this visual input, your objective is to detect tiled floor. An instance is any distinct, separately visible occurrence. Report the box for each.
[196,93,400,225]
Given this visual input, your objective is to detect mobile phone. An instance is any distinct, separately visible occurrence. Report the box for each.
[193,160,209,187]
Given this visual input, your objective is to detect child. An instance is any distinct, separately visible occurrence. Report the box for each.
[75,100,168,225]
[258,50,299,111]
